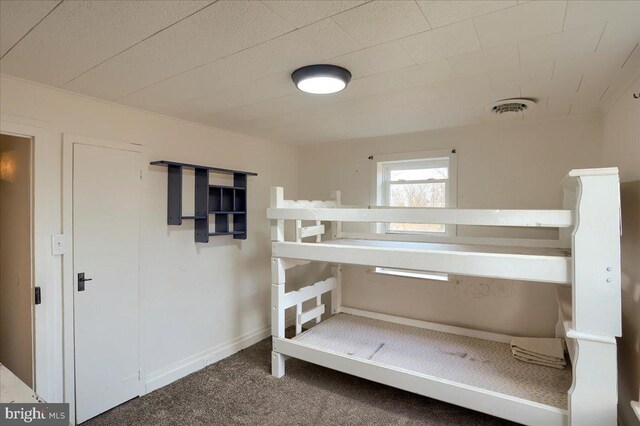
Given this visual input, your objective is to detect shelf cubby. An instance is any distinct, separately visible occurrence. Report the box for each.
[151,160,257,243]
[220,187,234,212]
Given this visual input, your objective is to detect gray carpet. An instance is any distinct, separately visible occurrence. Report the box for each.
[85,337,516,425]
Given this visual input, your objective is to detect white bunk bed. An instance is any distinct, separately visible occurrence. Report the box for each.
[267,168,621,426]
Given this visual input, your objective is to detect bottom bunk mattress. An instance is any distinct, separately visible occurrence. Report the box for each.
[292,313,571,409]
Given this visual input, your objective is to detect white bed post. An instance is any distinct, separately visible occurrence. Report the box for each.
[564,169,621,426]
[331,264,342,315]
[270,187,286,378]
[314,219,322,324]
[293,218,303,336]
[331,190,342,240]
[331,190,342,316]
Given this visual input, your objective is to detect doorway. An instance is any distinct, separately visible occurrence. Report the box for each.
[63,135,143,423]
[0,133,34,389]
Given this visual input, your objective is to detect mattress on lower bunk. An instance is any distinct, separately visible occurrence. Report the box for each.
[293,313,572,409]
[323,238,571,257]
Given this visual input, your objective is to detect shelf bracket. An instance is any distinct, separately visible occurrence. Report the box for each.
[233,172,247,240]
[167,164,183,225]
[194,167,209,243]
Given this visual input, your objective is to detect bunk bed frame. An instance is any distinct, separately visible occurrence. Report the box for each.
[267,168,621,426]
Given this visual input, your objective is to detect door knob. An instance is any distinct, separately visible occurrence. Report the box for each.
[78,273,93,291]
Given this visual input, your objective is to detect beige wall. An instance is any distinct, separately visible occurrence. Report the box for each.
[0,133,32,386]
[2,68,635,419]
[0,74,299,395]
[298,116,604,337]
[603,74,640,426]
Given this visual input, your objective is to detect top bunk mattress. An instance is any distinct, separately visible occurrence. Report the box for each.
[272,237,572,283]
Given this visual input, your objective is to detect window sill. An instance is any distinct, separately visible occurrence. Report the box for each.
[370,267,450,282]
[384,230,451,237]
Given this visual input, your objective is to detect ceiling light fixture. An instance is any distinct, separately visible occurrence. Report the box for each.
[291,64,351,95]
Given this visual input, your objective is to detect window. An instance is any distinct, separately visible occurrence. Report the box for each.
[371,149,457,281]
[375,149,456,236]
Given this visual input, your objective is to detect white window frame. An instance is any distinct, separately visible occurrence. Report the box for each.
[370,148,457,281]
[372,148,457,236]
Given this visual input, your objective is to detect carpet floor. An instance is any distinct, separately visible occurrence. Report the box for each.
[85,337,516,425]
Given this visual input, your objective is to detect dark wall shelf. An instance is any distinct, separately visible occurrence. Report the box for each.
[151,161,257,242]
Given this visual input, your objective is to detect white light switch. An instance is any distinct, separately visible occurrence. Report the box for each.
[52,234,65,255]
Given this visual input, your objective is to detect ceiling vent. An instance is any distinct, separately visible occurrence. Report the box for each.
[486,98,536,115]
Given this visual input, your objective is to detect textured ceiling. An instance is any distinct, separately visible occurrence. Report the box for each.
[1,0,639,145]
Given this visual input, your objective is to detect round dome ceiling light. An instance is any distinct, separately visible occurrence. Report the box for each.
[291,64,352,94]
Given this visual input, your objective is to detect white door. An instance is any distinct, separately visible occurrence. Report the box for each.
[73,143,141,423]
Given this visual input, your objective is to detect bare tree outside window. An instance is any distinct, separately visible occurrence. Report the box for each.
[385,165,448,233]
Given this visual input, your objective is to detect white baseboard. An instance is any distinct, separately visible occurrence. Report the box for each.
[145,318,294,394]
